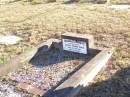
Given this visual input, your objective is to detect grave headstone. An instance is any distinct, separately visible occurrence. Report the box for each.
[61,32,94,54]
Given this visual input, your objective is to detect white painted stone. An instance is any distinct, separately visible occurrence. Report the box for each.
[109,5,130,9]
[0,35,22,45]
[64,4,76,10]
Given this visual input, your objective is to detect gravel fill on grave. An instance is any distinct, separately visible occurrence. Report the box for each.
[0,48,98,97]
[0,78,33,97]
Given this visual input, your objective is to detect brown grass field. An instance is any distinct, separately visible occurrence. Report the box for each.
[0,1,130,97]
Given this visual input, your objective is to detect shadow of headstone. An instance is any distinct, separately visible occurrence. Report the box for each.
[78,67,130,97]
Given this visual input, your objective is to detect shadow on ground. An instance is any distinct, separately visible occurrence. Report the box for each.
[29,42,100,67]
[64,0,107,4]
[110,2,130,5]
[28,41,101,97]
[78,67,130,97]
[45,67,130,97]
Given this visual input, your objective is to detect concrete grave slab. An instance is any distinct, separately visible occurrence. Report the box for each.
[0,35,22,45]
[0,33,113,97]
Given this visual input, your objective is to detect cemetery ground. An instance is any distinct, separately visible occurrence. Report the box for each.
[0,1,130,97]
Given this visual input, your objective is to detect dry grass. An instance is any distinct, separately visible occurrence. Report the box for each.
[0,2,130,97]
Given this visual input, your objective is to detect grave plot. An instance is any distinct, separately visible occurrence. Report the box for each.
[0,33,112,97]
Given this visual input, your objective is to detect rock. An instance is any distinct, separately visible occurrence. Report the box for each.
[109,5,130,9]
[0,35,22,45]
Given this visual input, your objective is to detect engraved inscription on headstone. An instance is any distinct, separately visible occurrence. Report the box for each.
[61,32,93,54]
[62,39,87,54]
